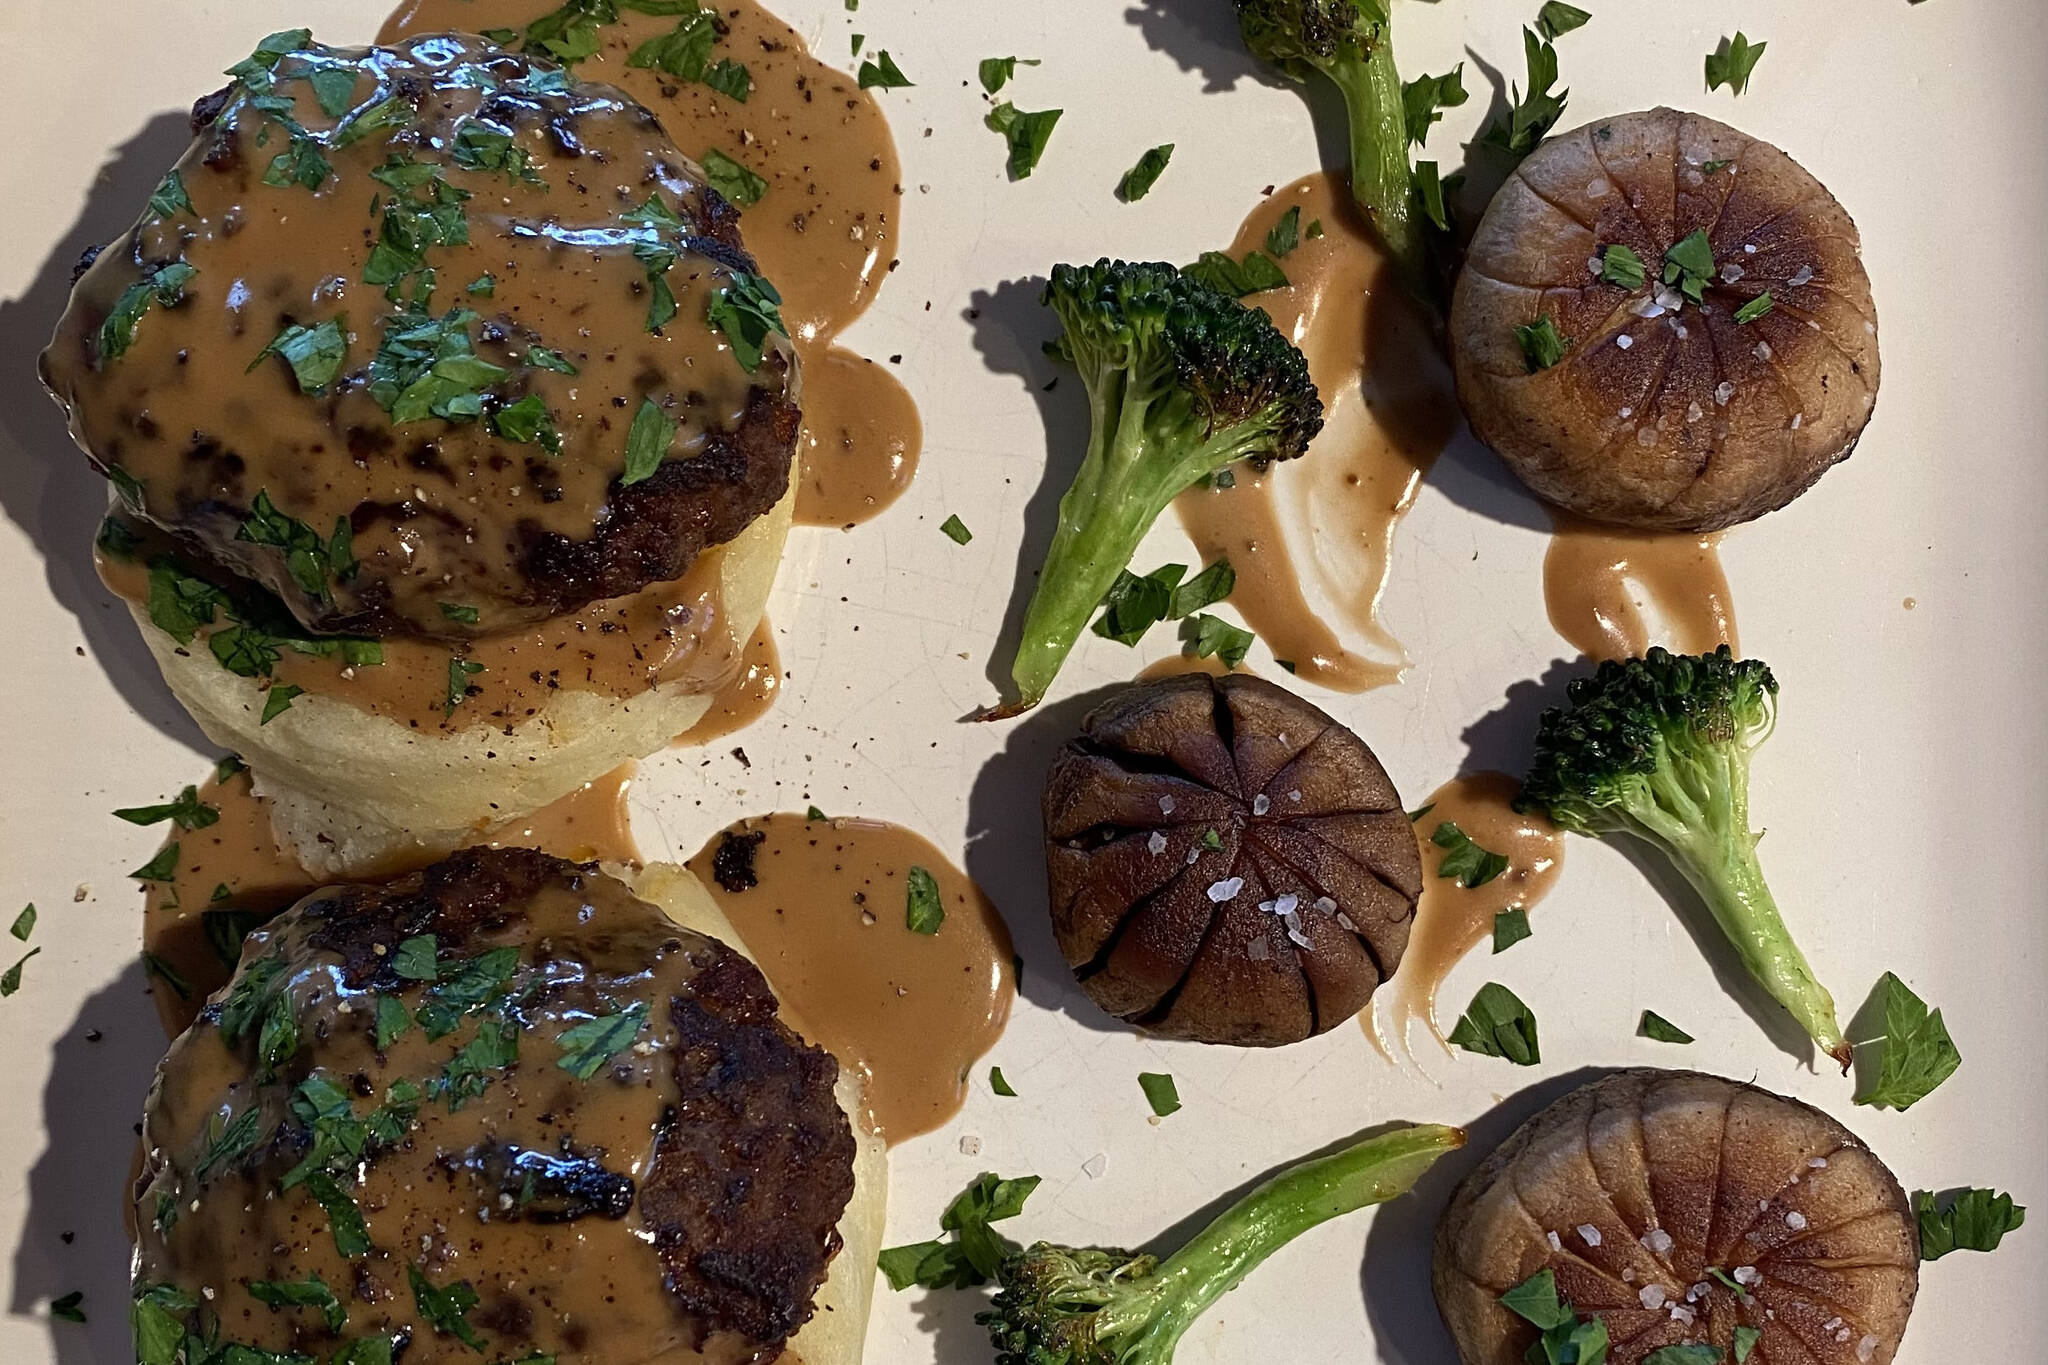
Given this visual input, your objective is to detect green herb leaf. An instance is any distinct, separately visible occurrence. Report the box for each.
[1402,65,1468,147]
[1514,315,1569,371]
[858,50,914,89]
[1432,821,1510,888]
[939,514,973,545]
[1491,909,1531,953]
[525,345,578,375]
[1117,143,1174,202]
[1138,1072,1180,1117]
[985,102,1061,179]
[1643,1348,1722,1365]
[1414,160,1451,233]
[9,904,34,942]
[989,1066,1016,1097]
[194,1106,265,1180]
[306,65,360,118]
[98,261,198,363]
[877,1239,979,1291]
[131,843,180,882]
[622,398,676,486]
[1733,1324,1762,1362]
[1600,242,1646,290]
[1915,1187,2026,1261]
[1733,291,1774,324]
[305,1172,372,1258]
[806,806,828,821]
[1263,207,1307,260]
[906,865,944,935]
[203,908,260,968]
[451,122,540,184]
[49,1290,85,1323]
[555,1001,650,1079]
[0,947,38,997]
[149,170,193,219]
[1705,31,1766,96]
[1447,982,1540,1064]
[701,148,768,206]
[1854,972,1961,1111]
[1639,1010,1695,1044]
[1662,228,1716,304]
[115,785,220,831]
[1170,559,1235,618]
[1181,248,1287,297]
[1199,828,1224,851]
[701,58,752,100]
[142,952,191,999]
[1479,28,1568,161]
[445,657,484,715]
[1535,3,1592,40]
[248,1276,345,1332]
[1182,613,1255,669]
[1091,564,1183,645]
[393,935,439,981]
[705,271,787,372]
[439,602,483,625]
[978,55,1040,94]
[373,996,413,1051]
[261,683,305,725]
[436,1018,521,1108]
[1499,1270,1573,1330]
[408,1265,483,1348]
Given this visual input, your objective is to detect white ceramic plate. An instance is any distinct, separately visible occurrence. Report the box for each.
[2,1,2043,1361]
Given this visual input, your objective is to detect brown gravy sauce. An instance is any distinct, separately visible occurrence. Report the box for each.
[1370,773,1564,1062]
[381,0,922,528]
[1133,653,1249,683]
[1543,511,1738,661]
[675,619,781,744]
[686,814,1014,1144]
[142,763,644,1035]
[1175,173,1456,691]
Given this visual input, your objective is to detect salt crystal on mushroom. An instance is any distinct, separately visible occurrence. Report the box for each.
[1313,895,1337,914]
[1733,1265,1761,1286]
[1808,1156,1829,1168]
[1146,831,1167,855]
[1715,381,1735,406]
[1720,262,1746,283]
[1858,1335,1879,1361]
[1786,1211,1808,1230]
[1788,264,1815,286]
[1207,877,1244,902]
[1576,1224,1602,1246]
[1158,795,1176,816]
[1616,334,1634,350]
[1639,1284,1667,1310]
[1252,794,1271,816]
[1755,340,1773,361]
[1642,1228,1674,1256]
[1547,1230,1563,1252]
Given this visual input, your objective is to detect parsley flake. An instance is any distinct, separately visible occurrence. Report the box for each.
[1600,242,1647,290]
[701,148,768,207]
[1402,66,1468,148]
[1447,982,1540,1064]
[1138,1072,1180,1117]
[978,56,1039,95]
[705,271,788,372]
[1915,1187,2026,1260]
[939,514,973,545]
[1705,32,1767,96]
[1491,908,1531,952]
[1733,291,1774,324]
[1182,613,1254,668]
[1514,315,1569,371]
[555,1001,650,1078]
[1854,971,1961,1111]
[989,1067,1016,1097]
[1535,3,1592,40]
[0,948,39,997]
[857,50,914,90]
[114,785,220,831]
[9,904,34,942]
[1117,143,1174,202]
[1432,821,1511,888]
[906,865,944,935]
[1638,1010,1694,1044]
[985,102,1061,179]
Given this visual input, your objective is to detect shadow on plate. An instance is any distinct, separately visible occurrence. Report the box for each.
[1361,1065,1623,1364]
[0,108,212,756]
[9,962,167,1365]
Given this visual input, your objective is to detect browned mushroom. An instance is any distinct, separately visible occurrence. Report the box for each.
[1434,1070,1918,1364]
[1041,674,1420,1046]
[1451,108,1879,531]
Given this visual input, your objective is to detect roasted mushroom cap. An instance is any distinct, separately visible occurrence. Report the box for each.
[1451,108,1879,531]
[135,846,854,1364]
[1042,674,1421,1046]
[1434,1069,1918,1365]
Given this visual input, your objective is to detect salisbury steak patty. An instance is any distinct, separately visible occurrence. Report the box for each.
[134,846,854,1364]
[43,32,798,641]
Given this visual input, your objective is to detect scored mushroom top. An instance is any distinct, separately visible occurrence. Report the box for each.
[1042,674,1421,1047]
[1451,107,1879,532]
[1434,1069,1918,1365]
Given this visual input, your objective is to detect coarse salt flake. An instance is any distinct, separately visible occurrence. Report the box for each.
[1639,1284,1667,1310]
[1715,381,1735,406]
[1788,264,1815,286]
[1786,1211,1808,1230]
[1720,262,1746,283]
[1252,794,1271,816]
[1632,296,1667,319]
[1577,1224,1602,1246]
[959,1135,982,1156]
[1668,1304,1696,1326]
[1288,790,1301,802]
[1082,1153,1107,1179]
[1790,412,1804,430]
[1207,877,1244,903]
[1185,848,1201,865]
[1147,830,1168,855]
[1158,795,1176,816]
[1587,256,1605,276]
[1686,401,1704,423]
[1272,893,1299,915]
[1586,178,1610,197]
[1547,1230,1563,1252]
[1744,243,1758,254]
[1823,1317,1842,1333]
[1636,426,1659,447]
[1755,340,1773,361]
[1335,912,1360,933]
[1313,895,1338,914]
[1857,1335,1879,1361]
[1642,1228,1674,1256]
[1808,1156,1829,1169]
[1616,334,1634,350]
[1619,406,1633,418]
[1733,1265,1761,1286]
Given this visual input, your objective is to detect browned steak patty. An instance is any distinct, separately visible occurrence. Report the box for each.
[44,34,798,641]
[135,846,853,1364]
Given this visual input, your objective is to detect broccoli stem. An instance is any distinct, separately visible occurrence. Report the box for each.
[1328,33,1426,291]
[1093,1124,1464,1356]
[1639,752,1850,1070]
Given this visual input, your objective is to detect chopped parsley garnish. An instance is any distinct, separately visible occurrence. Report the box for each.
[227,29,310,93]
[978,55,1039,95]
[417,947,520,1037]
[373,996,413,1050]
[524,0,614,63]
[939,514,973,545]
[131,843,180,883]
[1401,65,1468,147]
[1170,559,1235,618]
[96,513,142,560]
[451,121,541,184]
[1138,1072,1180,1117]
[555,1001,650,1078]
[526,345,578,375]
[1600,242,1646,290]
[115,785,219,831]
[1181,613,1254,669]
[149,170,193,219]
[248,1276,345,1332]
[1181,248,1287,298]
[408,1264,484,1348]
[622,398,676,486]
[1117,143,1174,202]
[1498,1272,1610,1363]
[701,148,768,207]
[142,953,191,999]
[9,904,34,942]
[466,274,495,296]
[806,805,828,821]
[1535,3,1592,40]
[1643,1348,1721,1365]
[1733,291,1774,324]
[435,1018,520,1108]
[1705,31,1767,96]
[363,170,472,299]
[1514,314,1569,371]
[132,1284,198,1364]
[1415,160,1452,231]
[1479,28,1568,161]
[1702,158,1734,174]
[985,102,1061,179]
[439,602,482,625]
[202,909,261,968]
[1431,821,1510,888]
[1200,828,1224,851]
[703,59,752,102]
[260,683,305,725]
[906,865,944,935]
[989,1067,1016,1097]
[1734,1324,1762,1362]
[193,1106,265,1181]
[1447,982,1540,1064]
[49,1290,85,1323]
[332,94,417,149]
[626,8,736,96]
[1638,1010,1694,1044]
[445,657,484,716]
[367,307,507,423]
[1853,971,1961,1111]
[1491,908,1530,953]
[1915,1187,2026,1260]
[1093,565,1184,645]
[98,261,197,364]
[857,49,914,90]
[238,490,352,602]
[305,1172,372,1258]
[705,271,788,373]
[144,564,226,643]
[880,1173,1042,1290]
[249,317,349,394]
[1264,206,1308,259]
[305,65,360,118]
[491,393,561,455]
[1662,228,1716,304]
[0,948,39,997]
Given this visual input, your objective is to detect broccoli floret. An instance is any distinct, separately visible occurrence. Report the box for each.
[1233,0,1425,286]
[990,260,1322,716]
[977,1123,1461,1363]
[1518,646,1851,1069]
